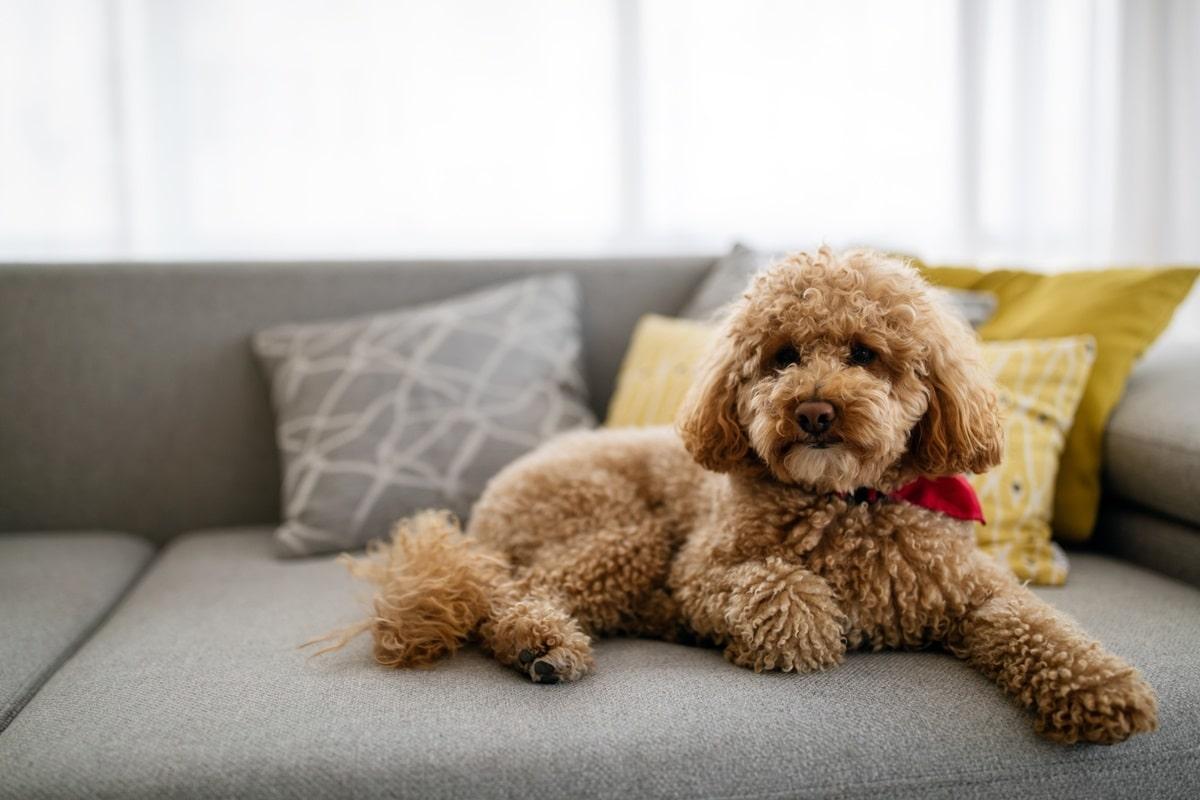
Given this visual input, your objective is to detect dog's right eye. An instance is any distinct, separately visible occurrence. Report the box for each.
[772,344,801,369]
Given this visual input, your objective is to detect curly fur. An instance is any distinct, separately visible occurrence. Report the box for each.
[304,510,507,668]
[322,248,1156,744]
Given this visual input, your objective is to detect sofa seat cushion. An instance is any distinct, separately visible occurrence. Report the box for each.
[0,532,154,731]
[1,530,1197,800]
[1105,340,1200,528]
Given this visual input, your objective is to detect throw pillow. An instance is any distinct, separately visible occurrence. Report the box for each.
[254,274,595,557]
[605,315,1096,584]
[606,315,715,428]
[971,336,1096,584]
[683,244,998,327]
[679,244,774,321]
[919,264,1199,542]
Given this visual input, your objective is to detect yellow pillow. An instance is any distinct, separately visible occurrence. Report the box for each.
[918,265,1198,542]
[606,315,717,428]
[971,337,1095,584]
[605,315,1096,585]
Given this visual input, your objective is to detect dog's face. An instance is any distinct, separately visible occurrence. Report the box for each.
[677,249,1003,493]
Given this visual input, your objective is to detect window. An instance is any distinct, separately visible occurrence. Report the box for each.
[2,1,1197,265]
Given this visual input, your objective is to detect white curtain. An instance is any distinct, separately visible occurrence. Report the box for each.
[1,0,1197,266]
[960,0,1200,267]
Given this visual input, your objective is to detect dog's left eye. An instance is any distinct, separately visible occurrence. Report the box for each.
[772,344,801,369]
[849,343,876,365]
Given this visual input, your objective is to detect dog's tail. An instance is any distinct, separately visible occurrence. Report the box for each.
[303,510,509,668]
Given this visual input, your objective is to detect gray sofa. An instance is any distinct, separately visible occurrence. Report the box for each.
[1,258,1197,800]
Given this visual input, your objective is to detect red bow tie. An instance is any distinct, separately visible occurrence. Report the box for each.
[843,475,985,524]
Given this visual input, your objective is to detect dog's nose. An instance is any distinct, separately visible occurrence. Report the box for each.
[797,401,836,434]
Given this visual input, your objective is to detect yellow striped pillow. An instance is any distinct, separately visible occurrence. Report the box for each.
[605,315,1095,585]
[971,336,1095,585]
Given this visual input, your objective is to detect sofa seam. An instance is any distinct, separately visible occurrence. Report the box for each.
[1105,429,1200,460]
[1095,496,1200,540]
[0,541,161,734]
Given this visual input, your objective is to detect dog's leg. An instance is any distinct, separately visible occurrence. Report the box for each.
[948,557,1157,744]
[674,554,848,672]
[480,519,677,684]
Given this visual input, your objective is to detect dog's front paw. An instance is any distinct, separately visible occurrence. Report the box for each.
[482,596,594,685]
[722,560,847,673]
[514,638,592,685]
[1035,672,1158,744]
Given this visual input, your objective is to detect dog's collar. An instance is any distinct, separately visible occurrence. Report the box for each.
[840,475,985,524]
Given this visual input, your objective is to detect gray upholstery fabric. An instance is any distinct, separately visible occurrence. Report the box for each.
[2,529,1196,800]
[0,258,710,541]
[1105,341,1200,527]
[254,274,594,556]
[679,243,774,320]
[1093,499,1200,589]
[0,532,154,732]
[680,243,998,327]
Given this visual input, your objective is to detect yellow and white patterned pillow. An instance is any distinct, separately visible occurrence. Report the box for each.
[971,336,1096,584]
[606,315,1096,585]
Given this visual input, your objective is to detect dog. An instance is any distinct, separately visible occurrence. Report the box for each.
[315,248,1157,745]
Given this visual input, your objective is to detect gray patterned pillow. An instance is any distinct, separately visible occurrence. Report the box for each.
[682,243,998,328]
[253,274,595,557]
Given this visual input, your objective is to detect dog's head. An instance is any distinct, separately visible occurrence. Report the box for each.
[677,248,1003,493]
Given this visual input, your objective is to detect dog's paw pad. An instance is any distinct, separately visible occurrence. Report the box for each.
[516,642,592,684]
[531,659,561,684]
[514,648,565,684]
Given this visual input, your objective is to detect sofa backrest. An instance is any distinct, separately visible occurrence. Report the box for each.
[0,257,713,541]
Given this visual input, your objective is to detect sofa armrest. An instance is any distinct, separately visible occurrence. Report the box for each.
[1103,340,1200,528]
[1092,499,1200,588]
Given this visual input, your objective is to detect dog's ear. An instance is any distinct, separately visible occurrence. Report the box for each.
[910,302,1005,476]
[676,322,751,472]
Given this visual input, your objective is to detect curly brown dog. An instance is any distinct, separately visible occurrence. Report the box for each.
[316,248,1157,745]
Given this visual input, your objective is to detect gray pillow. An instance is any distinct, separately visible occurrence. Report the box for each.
[679,243,774,321]
[682,244,998,328]
[253,274,595,557]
